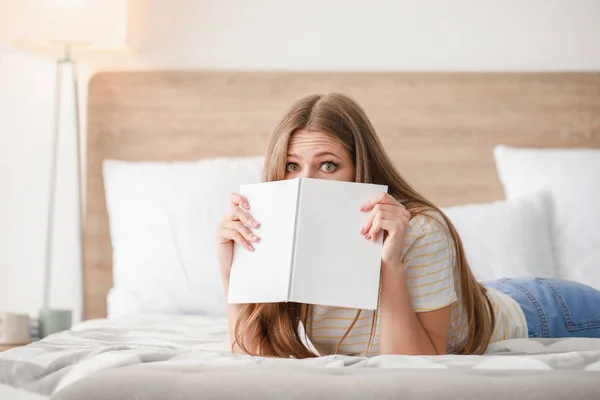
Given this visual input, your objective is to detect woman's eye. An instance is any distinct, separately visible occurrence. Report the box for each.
[286,163,300,172]
[320,162,337,172]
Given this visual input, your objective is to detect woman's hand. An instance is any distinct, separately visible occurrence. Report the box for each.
[216,193,261,280]
[360,192,411,271]
[217,194,270,357]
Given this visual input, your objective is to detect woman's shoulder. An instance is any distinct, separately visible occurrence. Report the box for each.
[402,209,455,258]
[401,208,459,310]
[406,209,451,239]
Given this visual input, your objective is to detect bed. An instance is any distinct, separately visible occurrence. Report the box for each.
[2,71,600,400]
[4,314,600,400]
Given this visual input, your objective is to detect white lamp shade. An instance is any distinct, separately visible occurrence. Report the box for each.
[0,0,130,49]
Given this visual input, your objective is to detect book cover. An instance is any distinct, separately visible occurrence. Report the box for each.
[228,177,387,310]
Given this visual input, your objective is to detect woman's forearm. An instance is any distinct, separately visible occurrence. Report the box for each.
[221,272,246,354]
[221,272,273,356]
[379,264,438,355]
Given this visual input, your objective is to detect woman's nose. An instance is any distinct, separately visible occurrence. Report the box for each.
[298,168,317,179]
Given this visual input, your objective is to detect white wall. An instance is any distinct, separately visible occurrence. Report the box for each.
[1,0,599,323]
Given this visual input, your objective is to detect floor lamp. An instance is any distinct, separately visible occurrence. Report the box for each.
[1,0,130,336]
[41,42,85,337]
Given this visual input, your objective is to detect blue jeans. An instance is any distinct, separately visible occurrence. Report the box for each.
[484,278,600,338]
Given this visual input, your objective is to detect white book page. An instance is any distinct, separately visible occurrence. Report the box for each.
[227,179,299,304]
[290,178,387,310]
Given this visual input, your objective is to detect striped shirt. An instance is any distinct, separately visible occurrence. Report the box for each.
[305,212,528,356]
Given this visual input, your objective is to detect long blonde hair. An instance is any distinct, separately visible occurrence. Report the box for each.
[234,93,495,358]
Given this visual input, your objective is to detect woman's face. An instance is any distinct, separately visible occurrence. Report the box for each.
[285,130,355,182]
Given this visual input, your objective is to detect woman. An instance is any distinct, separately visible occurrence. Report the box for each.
[216,93,600,358]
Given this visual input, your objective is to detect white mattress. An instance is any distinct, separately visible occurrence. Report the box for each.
[2,314,600,400]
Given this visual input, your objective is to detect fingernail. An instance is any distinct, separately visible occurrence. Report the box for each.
[252,235,259,241]
[244,203,250,209]
[252,221,260,228]
[365,234,370,240]
[248,244,254,251]
[360,205,365,211]
[360,227,365,234]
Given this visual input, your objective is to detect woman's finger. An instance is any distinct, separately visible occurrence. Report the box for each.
[230,193,251,210]
[218,227,254,251]
[361,207,378,236]
[367,217,383,242]
[366,215,410,242]
[360,192,399,212]
[222,220,260,242]
[229,207,260,228]
[360,204,400,234]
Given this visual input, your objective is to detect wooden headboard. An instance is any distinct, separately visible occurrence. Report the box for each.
[85,71,600,320]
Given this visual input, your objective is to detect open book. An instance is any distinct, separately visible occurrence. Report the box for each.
[228,177,388,310]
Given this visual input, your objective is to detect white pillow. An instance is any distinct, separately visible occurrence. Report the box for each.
[103,156,265,318]
[494,145,600,288]
[442,191,556,282]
